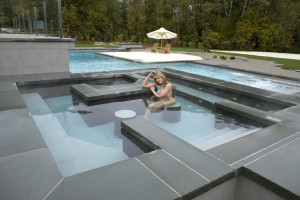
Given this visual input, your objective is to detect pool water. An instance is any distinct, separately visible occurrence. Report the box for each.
[19,79,151,177]
[69,50,300,94]
[19,79,262,177]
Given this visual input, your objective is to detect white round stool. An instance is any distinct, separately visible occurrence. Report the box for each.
[114,110,136,138]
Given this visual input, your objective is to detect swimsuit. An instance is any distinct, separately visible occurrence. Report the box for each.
[156,85,168,97]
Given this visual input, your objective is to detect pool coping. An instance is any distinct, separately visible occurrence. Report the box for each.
[0,68,300,199]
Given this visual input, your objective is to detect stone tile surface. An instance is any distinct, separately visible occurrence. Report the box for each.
[137,150,209,199]
[207,122,300,164]
[0,109,46,158]
[45,158,180,200]
[122,118,235,186]
[0,81,18,91]
[0,149,62,200]
[244,138,300,199]
[0,89,26,111]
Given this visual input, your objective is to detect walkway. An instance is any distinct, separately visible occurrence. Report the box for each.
[213,50,300,60]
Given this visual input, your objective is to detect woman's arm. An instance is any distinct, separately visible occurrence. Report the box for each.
[141,71,156,88]
[151,84,172,98]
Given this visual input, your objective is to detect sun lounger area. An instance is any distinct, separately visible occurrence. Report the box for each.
[96,51,204,63]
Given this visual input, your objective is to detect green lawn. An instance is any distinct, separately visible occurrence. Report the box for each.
[211,50,300,70]
[170,47,204,52]
[75,44,119,48]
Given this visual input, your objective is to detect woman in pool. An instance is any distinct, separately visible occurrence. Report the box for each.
[142,71,176,118]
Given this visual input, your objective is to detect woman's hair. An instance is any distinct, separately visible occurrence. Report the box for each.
[153,71,168,86]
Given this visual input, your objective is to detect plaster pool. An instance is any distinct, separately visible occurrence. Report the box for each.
[69,50,300,94]
[19,78,262,177]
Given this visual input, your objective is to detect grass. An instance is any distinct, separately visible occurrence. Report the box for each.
[75,44,119,48]
[145,46,204,52]
[169,47,204,52]
[211,50,300,70]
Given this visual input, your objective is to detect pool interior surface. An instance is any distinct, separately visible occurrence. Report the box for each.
[19,78,264,177]
[69,50,300,94]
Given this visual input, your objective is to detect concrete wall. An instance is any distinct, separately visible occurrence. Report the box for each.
[192,178,237,200]
[192,175,286,200]
[234,175,285,200]
[0,38,75,76]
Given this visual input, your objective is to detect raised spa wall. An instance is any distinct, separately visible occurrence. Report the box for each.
[0,37,75,76]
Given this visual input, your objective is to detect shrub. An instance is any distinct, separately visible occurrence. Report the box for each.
[220,55,227,60]
[213,55,217,59]
[230,56,235,60]
[189,41,195,48]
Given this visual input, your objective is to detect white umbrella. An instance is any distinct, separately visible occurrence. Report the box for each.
[146,27,177,48]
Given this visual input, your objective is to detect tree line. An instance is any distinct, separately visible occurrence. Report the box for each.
[5,0,299,52]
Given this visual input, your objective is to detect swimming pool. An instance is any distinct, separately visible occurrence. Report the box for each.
[19,77,263,177]
[69,50,300,94]
[18,78,151,177]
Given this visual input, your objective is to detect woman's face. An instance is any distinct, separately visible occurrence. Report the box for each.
[155,77,163,85]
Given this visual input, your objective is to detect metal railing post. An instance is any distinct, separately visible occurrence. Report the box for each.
[51,20,53,35]
[18,15,21,33]
[27,10,32,35]
[13,18,16,33]
[43,2,48,36]
[33,7,38,35]
[22,12,26,33]
[57,0,63,38]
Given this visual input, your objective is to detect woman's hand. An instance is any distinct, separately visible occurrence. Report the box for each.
[149,71,156,77]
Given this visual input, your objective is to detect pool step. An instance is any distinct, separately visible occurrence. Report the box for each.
[172,83,224,103]
[184,127,218,142]
[196,127,261,151]
[189,127,233,146]
[150,110,215,139]
[22,93,129,177]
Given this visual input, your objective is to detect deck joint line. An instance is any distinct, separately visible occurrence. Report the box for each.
[244,136,300,166]
[135,157,182,198]
[43,177,64,200]
[230,131,300,166]
[0,147,47,160]
[161,149,211,182]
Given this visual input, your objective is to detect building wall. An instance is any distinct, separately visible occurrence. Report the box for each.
[0,39,75,76]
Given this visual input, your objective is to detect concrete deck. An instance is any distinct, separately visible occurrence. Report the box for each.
[214,50,300,60]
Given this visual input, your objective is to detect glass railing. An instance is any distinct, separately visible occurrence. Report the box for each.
[0,0,62,38]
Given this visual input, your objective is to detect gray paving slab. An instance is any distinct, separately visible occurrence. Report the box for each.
[270,93,300,105]
[70,83,103,101]
[0,89,26,111]
[0,81,18,91]
[244,137,300,199]
[137,150,209,199]
[122,118,235,187]
[0,109,46,158]
[207,122,300,165]
[0,148,63,200]
[215,100,276,125]
[40,72,82,80]
[270,109,300,122]
[231,132,300,170]
[45,158,180,200]
[71,82,150,101]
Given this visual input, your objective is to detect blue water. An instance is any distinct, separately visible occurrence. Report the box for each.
[69,50,300,94]
[20,81,257,176]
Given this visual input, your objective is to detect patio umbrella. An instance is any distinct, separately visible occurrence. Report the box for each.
[146,27,177,48]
